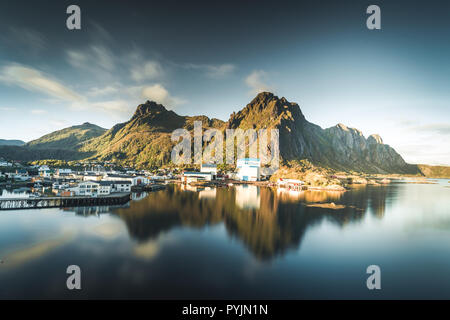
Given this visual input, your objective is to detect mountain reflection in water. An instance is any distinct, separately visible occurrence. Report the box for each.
[111,184,392,260]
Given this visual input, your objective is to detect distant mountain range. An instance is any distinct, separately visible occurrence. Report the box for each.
[0,139,25,146]
[0,92,434,175]
[0,123,105,162]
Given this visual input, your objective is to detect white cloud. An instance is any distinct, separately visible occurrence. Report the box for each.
[0,64,84,103]
[87,85,120,97]
[245,70,272,94]
[0,107,16,111]
[91,46,115,71]
[130,61,164,82]
[184,63,236,78]
[0,64,136,118]
[206,64,235,78]
[66,50,89,69]
[141,84,185,108]
[4,27,47,53]
[90,100,132,114]
[66,45,115,72]
[410,123,450,135]
[31,109,47,114]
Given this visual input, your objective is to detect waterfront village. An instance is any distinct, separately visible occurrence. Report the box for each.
[0,156,398,207]
[1,158,271,197]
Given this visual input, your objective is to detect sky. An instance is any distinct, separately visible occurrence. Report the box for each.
[0,0,449,165]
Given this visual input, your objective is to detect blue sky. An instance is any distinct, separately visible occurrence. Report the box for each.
[0,0,449,165]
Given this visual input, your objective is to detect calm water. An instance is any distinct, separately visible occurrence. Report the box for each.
[1,181,449,299]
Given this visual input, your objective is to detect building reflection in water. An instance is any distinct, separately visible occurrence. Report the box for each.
[112,184,391,261]
[180,184,204,192]
[235,185,260,210]
[132,192,149,201]
[199,187,216,200]
[63,203,130,217]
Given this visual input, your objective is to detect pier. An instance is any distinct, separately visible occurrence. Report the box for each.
[0,193,131,210]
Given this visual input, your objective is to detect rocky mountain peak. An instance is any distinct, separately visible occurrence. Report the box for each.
[249,92,294,109]
[132,100,168,119]
[80,122,101,128]
[335,123,364,137]
[368,134,383,144]
[227,92,305,130]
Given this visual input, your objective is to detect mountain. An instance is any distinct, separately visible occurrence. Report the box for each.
[227,92,417,174]
[0,139,25,146]
[0,145,87,162]
[27,122,107,150]
[80,101,225,167]
[0,94,422,174]
[417,164,450,178]
[0,123,105,162]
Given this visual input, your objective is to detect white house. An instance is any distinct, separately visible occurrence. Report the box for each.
[70,180,131,196]
[110,181,132,192]
[71,181,103,196]
[200,163,217,177]
[277,178,304,190]
[182,172,214,184]
[103,174,148,186]
[236,158,260,181]
[150,175,167,181]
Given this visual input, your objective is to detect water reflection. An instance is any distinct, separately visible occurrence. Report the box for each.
[1,231,76,270]
[63,204,130,217]
[112,184,393,260]
[2,182,450,299]
[235,185,260,209]
[199,187,216,200]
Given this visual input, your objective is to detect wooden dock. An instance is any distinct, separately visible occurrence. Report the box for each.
[0,193,131,210]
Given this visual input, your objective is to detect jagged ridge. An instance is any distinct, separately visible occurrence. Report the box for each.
[1,93,420,174]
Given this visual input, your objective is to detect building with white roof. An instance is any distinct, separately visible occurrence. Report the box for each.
[200,163,217,176]
[236,158,260,181]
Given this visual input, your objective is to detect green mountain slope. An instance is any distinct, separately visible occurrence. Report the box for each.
[27,122,106,150]
[0,145,92,162]
[80,101,225,167]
